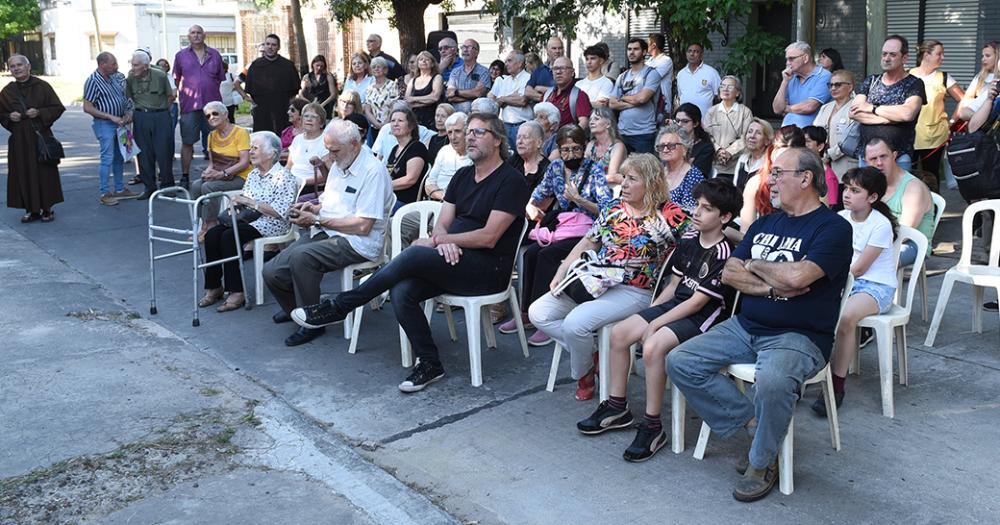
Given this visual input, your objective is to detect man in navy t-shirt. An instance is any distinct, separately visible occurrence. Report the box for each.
[667,147,852,502]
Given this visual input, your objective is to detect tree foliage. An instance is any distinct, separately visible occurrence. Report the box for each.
[0,0,41,39]
[327,0,453,59]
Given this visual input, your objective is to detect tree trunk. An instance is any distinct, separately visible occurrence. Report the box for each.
[91,0,103,52]
[289,0,309,73]
[392,0,434,59]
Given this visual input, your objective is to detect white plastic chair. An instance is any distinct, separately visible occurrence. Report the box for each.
[691,274,853,496]
[252,180,307,305]
[855,226,927,418]
[341,194,397,350]
[402,221,531,386]
[900,191,945,321]
[925,199,1000,346]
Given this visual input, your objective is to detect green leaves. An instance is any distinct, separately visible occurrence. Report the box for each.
[0,0,40,39]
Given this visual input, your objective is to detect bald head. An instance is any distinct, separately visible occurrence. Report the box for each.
[552,56,574,87]
[546,37,565,64]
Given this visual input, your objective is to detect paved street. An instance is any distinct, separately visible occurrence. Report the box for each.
[2,106,999,524]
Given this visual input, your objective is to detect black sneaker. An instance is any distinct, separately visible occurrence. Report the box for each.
[733,458,779,502]
[576,401,634,435]
[291,299,348,329]
[622,423,667,462]
[859,327,874,348]
[811,390,845,418]
[984,301,999,312]
[398,360,445,393]
[179,176,190,190]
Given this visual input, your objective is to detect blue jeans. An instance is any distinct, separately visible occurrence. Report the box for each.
[667,317,826,470]
[860,152,912,172]
[504,122,524,151]
[621,132,656,154]
[897,239,918,267]
[92,118,124,194]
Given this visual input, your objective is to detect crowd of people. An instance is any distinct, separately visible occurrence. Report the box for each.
[3,24,1000,503]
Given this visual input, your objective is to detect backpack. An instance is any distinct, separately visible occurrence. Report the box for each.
[544,85,581,121]
[947,99,1000,202]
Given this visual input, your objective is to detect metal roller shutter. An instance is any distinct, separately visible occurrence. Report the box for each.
[887,0,980,87]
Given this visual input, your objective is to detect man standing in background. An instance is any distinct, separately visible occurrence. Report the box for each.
[173,25,226,189]
[245,34,300,134]
[126,50,175,199]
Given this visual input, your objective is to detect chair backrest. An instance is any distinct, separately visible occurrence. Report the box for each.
[502,220,532,289]
[833,273,855,333]
[391,201,443,258]
[895,225,929,314]
[929,191,946,240]
[416,168,432,201]
[958,199,1000,268]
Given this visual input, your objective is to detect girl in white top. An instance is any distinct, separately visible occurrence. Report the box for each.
[958,42,998,121]
[824,166,899,413]
[285,103,329,191]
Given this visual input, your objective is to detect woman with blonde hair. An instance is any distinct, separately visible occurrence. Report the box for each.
[958,41,999,121]
[815,69,859,185]
[910,40,965,180]
[405,50,445,129]
[585,106,628,185]
[343,52,374,104]
[528,153,690,400]
[732,118,774,191]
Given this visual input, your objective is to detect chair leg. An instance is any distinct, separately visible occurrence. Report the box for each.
[341,271,352,340]
[546,343,563,392]
[919,267,929,322]
[508,290,529,358]
[466,306,484,387]
[896,325,908,386]
[850,327,861,375]
[823,371,842,451]
[924,274,955,347]
[399,325,413,368]
[671,384,686,454]
[253,248,265,306]
[973,286,984,333]
[482,305,497,349]
[598,326,612,402]
[348,304,364,354]
[875,326,895,418]
[693,421,711,460]
[778,417,794,495]
[444,304,458,342]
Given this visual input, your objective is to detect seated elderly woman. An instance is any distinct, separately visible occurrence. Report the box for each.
[198,131,301,312]
[657,123,705,214]
[423,111,471,201]
[427,103,456,162]
[738,124,805,230]
[732,118,774,191]
[191,100,253,240]
[386,107,430,207]
[500,124,613,346]
[505,120,551,191]
[372,100,435,161]
[471,97,501,115]
[533,101,561,159]
[285,102,328,194]
[338,89,370,139]
[528,153,690,401]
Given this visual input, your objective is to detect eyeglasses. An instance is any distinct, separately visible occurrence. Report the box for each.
[785,53,806,62]
[559,145,584,154]
[827,81,851,88]
[438,45,456,51]
[720,84,738,91]
[302,114,321,120]
[769,168,807,180]
[204,111,221,117]
[466,127,494,138]
[655,142,681,152]
[674,118,692,125]
[459,45,478,51]
[552,66,572,72]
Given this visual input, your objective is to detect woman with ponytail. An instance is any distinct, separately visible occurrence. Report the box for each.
[813,166,899,417]
[738,125,805,229]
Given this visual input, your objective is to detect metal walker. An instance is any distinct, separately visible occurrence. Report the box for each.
[147,186,253,326]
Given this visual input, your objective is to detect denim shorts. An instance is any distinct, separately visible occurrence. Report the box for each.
[851,278,896,314]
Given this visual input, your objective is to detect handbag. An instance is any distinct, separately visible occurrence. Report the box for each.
[217,203,263,227]
[551,250,626,304]
[837,76,877,159]
[13,88,65,165]
[528,211,593,246]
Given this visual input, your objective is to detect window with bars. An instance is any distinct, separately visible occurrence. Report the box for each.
[89,34,116,60]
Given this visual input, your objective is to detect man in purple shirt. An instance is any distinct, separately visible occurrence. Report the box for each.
[173,25,225,188]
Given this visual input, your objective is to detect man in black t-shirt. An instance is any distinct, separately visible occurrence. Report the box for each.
[291,113,530,393]
[667,148,852,502]
[850,34,926,169]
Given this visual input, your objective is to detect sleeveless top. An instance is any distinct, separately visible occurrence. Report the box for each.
[885,171,935,244]
[305,73,332,103]
[410,74,441,129]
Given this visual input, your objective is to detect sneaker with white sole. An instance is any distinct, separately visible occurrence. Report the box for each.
[99,192,120,206]
[291,298,348,329]
[527,330,552,346]
[398,360,445,393]
[576,400,634,434]
[112,188,140,200]
[622,423,668,462]
[498,315,534,334]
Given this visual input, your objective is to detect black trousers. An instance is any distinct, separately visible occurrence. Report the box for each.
[203,223,261,292]
[251,94,291,134]
[518,236,580,313]
[915,147,945,180]
[335,246,509,367]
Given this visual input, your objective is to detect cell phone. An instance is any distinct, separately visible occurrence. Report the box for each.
[287,209,300,219]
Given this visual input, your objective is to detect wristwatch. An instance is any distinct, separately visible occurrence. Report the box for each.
[313,217,321,228]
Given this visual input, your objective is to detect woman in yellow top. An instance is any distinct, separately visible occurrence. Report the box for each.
[910,40,964,183]
[192,100,252,240]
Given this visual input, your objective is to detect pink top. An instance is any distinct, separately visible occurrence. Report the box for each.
[825,166,839,206]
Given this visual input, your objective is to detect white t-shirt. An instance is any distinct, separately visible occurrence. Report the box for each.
[575,75,615,107]
[489,70,534,124]
[287,133,328,182]
[647,53,674,113]
[426,144,472,193]
[677,62,721,119]
[317,147,393,260]
[966,73,997,114]
[839,209,898,288]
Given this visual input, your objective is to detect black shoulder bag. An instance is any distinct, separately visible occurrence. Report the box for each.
[14,86,65,166]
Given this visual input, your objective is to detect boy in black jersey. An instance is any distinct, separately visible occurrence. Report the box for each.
[576,179,742,461]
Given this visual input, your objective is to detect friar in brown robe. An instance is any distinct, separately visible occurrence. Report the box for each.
[0,54,66,221]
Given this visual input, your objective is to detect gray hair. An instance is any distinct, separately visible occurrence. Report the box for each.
[788,41,812,57]
[370,56,389,70]
[589,106,621,144]
[520,120,544,140]
[507,50,525,65]
[792,147,828,197]
[721,75,742,93]
[656,123,693,150]
[250,131,282,164]
[444,111,468,128]
[131,51,151,65]
[325,118,362,145]
[367,34,383,45]
[440,37,457,48]
[7,54,30,68]
[533,101,561,129]
[391,100,412,112]
[203,100,227,115]
[470,97,499,115]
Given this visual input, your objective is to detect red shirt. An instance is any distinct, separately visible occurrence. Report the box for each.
[545,80,592,127]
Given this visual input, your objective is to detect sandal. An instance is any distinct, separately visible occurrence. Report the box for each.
[40,210,54,223]
[198,289,224,308]
[20,212,41,223]
[216,297,245,313]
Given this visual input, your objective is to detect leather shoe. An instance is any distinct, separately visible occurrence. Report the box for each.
[137,190,154,200]
[272,310,292,324]
[285,326,325,346]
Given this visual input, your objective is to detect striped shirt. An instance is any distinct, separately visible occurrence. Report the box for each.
[84,70,132,118]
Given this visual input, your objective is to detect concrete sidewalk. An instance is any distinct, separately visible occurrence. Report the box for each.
[2,106,999,523]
